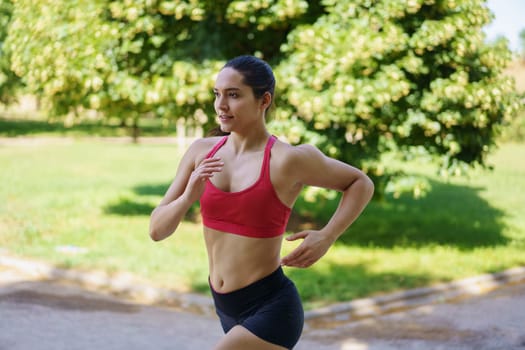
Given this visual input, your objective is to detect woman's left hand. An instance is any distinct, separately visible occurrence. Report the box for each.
[280,231,334,268]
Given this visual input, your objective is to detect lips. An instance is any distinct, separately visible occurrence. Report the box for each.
[219,115,233,121]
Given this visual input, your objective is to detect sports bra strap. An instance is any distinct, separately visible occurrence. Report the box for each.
[261,135,277,179]
[205,135,276,180]
[205,136,228,158]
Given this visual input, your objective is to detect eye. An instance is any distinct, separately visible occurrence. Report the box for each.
[213,91,219,98]
[229,92,238,98]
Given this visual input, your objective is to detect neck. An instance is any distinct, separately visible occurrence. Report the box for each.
[227,130,271,154]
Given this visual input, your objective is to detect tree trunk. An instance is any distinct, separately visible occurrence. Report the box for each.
[131,117,140,143]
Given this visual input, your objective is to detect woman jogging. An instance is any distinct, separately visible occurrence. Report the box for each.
[149,55,374,349]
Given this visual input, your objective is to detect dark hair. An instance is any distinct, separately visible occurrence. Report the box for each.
[207,55,276,136]
[224,55,275,110]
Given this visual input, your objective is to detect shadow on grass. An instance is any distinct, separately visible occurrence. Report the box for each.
[289,178,508,250]
[0,115,175,137]
[103,184,169,216]
[0,116,125,136]
[107,174,508,249]
[133,184,169,197]
[103,197,156,216]
[103,183,201,221]
[1,116,59,136]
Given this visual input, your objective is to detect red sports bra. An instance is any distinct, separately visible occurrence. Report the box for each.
[199,135,292,238]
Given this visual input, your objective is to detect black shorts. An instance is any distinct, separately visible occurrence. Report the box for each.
[209,267,304,349]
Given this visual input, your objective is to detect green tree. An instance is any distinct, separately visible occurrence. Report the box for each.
[5,0,520,196]
[6,0,318,136]
[0,0,22,106]
[6,0,120,119]
[274,0,520,196]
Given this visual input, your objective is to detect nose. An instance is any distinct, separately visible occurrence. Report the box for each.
[215,94,228,113]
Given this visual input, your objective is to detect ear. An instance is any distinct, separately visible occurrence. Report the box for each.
[260,92,272,111]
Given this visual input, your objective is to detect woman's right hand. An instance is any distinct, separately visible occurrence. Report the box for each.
[183,157,223,203]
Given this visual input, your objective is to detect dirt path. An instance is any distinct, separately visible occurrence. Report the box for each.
[1,265,524,350]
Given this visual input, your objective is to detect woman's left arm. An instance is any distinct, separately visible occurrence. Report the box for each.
[281,144,374,268]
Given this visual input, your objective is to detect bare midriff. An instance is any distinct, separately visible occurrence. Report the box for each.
[204,227,283,294]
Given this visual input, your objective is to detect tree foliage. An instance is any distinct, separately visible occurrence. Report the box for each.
[275,0,520,195]
[4,0,520,197]
[6,0,317,128]
[0,0,21,105]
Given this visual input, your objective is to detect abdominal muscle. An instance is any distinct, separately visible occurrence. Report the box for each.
[204,226,284,293]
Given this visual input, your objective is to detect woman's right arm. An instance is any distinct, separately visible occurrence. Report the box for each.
[149,140,223,241]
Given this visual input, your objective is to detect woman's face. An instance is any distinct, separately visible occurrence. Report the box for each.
[213,67,267,134]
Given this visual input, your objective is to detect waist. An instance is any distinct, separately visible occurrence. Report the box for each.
[204,228,283,293]
[209,266,289,315]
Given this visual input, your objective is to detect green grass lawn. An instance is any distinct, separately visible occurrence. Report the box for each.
[1,137,524,309]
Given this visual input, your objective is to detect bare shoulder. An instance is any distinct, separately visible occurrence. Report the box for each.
[272,138,365,190]
[271,139,330,185]
[272,139,325,167]
[188,136,222,151]
[185,136,223,165]
[292,143,325,160]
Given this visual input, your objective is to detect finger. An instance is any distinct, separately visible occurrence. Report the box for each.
[191,170,216,183]
[200,157,223,167]
[287,253,317,268]
[197,159,222,172]
[201,156,221,163]
[197,164,223,178]
[281,246,307,265]
[283,258,310,268]
[199,168,221,177]
[286,232,308,241]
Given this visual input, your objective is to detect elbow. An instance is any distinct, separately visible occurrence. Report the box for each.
[365,175,375,200]
[149,208,165,242]
[149,220,175,242]
[354,172,374,201]
[149,220,172,242]
[149,221,163,241]
[343,174,374,203]
[149,228,162,242]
